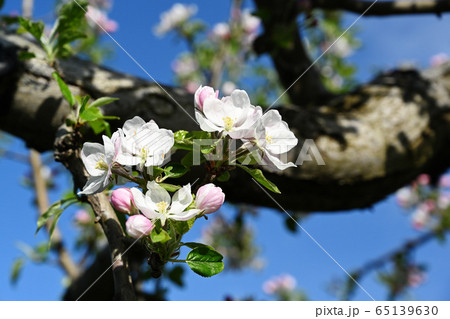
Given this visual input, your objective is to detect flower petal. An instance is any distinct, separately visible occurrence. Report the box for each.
[130,187,159,219]
[169,184,193,215]
[169,208,201,221]
[123,116,146,136]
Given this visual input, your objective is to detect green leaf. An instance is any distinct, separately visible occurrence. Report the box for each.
[52,72,75,107]
[18,51,36,61]
[186,246,224,277]
[47,209,64,248]
[167,265,184,287]
[217,170,230,182]
[150,227,171,243]
[10,258,25,285]
[159,183,181,192]
[183,242,214,250]
[18,17,44,42]
[237,164,281,194]
[173,130,212,151]
[164,163,188,179]
[0,0,5,10]
[171,219,195,236]
[36,196,77,235]
[88,97,119,109]
[79,106,103,122]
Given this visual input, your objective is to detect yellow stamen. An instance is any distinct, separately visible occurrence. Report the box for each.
[156,201,169,214]
[95,160,108,170]
[222,116,235,131]
[265,132,273,144]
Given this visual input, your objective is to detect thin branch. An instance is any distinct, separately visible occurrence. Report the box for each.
[53,126,136,300]
[353,229,445,278]
[311,0,450,16]
[21,0,34,18]
[253,0,332,105]
[29,149,80,279]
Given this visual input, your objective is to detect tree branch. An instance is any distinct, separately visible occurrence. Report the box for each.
[311,0,450,16]
[253,0,332,105]
[2,30,450,213]
[53,125,136,300]
[29,149,79,279]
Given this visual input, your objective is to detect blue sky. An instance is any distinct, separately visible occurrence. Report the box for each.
[1,0,450,301]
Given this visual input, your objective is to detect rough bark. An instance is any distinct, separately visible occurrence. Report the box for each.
[2,30,450,213]
[311,0,450,16]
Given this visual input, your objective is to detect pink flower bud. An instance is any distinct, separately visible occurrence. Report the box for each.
[111,188,136,214]
[126,215,153,239]
[194,85,219,111]
[417,174,430,186]
[74,209,91,224]
[195,183,225,214]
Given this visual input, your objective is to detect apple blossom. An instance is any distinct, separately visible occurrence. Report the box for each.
[172,56,197,77]
[154,3,197,36]
[211,22,230,40]
[439,174,450,188]
[417,174,430,186]
[111,187,136,214]
[195,183,225,214]
[241,9,260,35]
[245,110,298,171]
[195,89,262,139]
[396,187,419,208]
[79,131,120,195]
[194,85,219,111]
[126,215,153,239]
[430,53,449,67]
[412,203,431,230]
[74,209,91,224]
[131,181,201,226]
[86,6,118,33]
[117,116,174,171]
[262,274,297,294]
[438,192,450,210]
[221,81,237,96]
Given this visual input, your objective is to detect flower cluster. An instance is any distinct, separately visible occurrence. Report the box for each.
[78,85,296,277]
[395,173,450,230]
[194,85,298,171]
[154,3,198,36]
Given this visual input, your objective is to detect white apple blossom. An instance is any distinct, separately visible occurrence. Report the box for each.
[396,187,419,208]
[79,131,120,195]
[195,89,262,139]
[211,22,230,40]
[117,116,174,171]
[245,110,298,171]
[241,9,260,34]
[154,3,197,36]
[131,181,201,226]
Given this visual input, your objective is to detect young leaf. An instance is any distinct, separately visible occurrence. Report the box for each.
[217,171,230,182]
[164,163,188,179]
[88,97,119,109]
[171,219,195,236]
[18,51,36,61]
[237,164,281,194]
[52,72,75,107]
[10,258,25,285]
[18,17,44,42]
[150,227,171,244]
[167,265,185,287]
[186,246,224,277]
[36,196,77,235]
[159,183,181,192]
